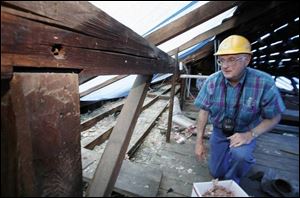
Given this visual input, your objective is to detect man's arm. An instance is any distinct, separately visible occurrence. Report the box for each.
[195,109,209,160]
[228,114,282,148]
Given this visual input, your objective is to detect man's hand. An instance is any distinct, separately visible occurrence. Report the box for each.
[195,143,207,161]
[227,132,253,148]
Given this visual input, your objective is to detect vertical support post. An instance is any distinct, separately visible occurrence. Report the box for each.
[1,73,82,197]
[87,75,152,197]
[166,50,179,143]
[179,77,185,110]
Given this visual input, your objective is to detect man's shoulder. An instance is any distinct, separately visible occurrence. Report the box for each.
[247,67,274,83]
[206,71,223,82]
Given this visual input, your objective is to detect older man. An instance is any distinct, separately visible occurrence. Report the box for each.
[194,35,286,183]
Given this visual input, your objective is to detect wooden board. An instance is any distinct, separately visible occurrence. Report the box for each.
[114,160,163,197]
[81,149,162,197]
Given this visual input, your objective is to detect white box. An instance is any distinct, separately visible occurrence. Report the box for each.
[191,180,249,197]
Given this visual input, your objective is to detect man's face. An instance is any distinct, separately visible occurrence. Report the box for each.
[217,54,250,82]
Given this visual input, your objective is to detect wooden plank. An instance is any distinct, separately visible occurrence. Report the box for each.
[272,124,299,134]
[81,149,163,197]
[86,75,152,197]
[1,2,174,79]
[80,103,123,132]
[82,128,113,150]
[282,109,299,122]
[127,101,169,157]
[80,96,163,150]
[1,73,82,197]
[182,42,213,63]
[81,84,179,149]
[80,85,171,133]
[80,75,127,97]
[145,1,239,45]
[114,160,163,197]
[167,1,286,56]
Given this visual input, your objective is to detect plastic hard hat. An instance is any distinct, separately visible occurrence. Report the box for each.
[214,35,252,56]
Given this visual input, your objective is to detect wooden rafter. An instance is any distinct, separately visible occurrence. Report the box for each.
[1,1,174,82]
[145,1,239,45]
[167,1,286,56]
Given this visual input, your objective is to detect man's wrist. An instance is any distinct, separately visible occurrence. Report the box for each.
[250,129,258,138]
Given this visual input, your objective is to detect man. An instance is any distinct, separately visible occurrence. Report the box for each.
[194,35,286,184]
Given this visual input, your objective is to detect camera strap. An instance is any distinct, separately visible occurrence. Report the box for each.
[224,70,247,121]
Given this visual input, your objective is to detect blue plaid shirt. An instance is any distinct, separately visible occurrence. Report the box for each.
[194,67,286,132]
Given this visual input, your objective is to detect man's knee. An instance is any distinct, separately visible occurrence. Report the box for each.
[230,149,251,163]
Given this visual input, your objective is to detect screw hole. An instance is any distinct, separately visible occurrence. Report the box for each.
[51,44,63,55]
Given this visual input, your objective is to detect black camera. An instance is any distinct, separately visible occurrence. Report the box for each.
[222,116,235,137]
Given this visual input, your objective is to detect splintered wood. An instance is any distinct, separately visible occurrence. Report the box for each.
[202,180,234,197]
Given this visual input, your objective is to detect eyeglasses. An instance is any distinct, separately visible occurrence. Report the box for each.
[216,56,246,66]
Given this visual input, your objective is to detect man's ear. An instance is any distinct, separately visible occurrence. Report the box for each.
[245,54,252,65]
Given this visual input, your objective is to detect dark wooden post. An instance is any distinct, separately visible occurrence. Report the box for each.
[1,73,82,197]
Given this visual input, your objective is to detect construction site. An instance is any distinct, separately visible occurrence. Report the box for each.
[1,1,299,197]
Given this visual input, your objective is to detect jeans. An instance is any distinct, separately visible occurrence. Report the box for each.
[208,127,256,184]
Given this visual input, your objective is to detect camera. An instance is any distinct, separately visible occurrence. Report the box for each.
[222,116,235,137]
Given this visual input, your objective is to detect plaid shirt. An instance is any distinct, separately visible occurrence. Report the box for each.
[194,67,286,132]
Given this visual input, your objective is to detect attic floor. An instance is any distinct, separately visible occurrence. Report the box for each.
[80,85,299,197]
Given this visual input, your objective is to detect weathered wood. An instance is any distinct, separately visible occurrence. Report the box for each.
[127,101,169,157]
[82,128,114,150]
[1,73,82,197]
[87,75,152,197]
[1,79,18,197]
[1,1,174,80]
[166,52,179,142]
[182,42,214,64]
[82,149,162,197]
[114,160,163,197]
[167,1,285,56]
[272,124,299,134]
[80,84,173,133]
[281,109,299,122]
[80,103,123,132]
[145,1,239,45]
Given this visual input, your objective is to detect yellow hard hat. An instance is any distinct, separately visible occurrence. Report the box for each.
[214,35,252,56]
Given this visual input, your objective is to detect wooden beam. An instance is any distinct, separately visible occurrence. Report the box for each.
[1,2,174,80]
[168,1,285,56]
[86,75,152,197]
[1,73,82,196]
[181,42,213,63]
[145,1,239,45]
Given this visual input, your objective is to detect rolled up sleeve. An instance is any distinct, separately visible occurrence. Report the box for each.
[261,84,286,119]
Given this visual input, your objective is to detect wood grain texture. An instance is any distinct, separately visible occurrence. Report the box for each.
[1,73,82,196]
[1,1,174,80]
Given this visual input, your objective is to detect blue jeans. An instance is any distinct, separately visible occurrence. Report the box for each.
[208,127,256,184]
